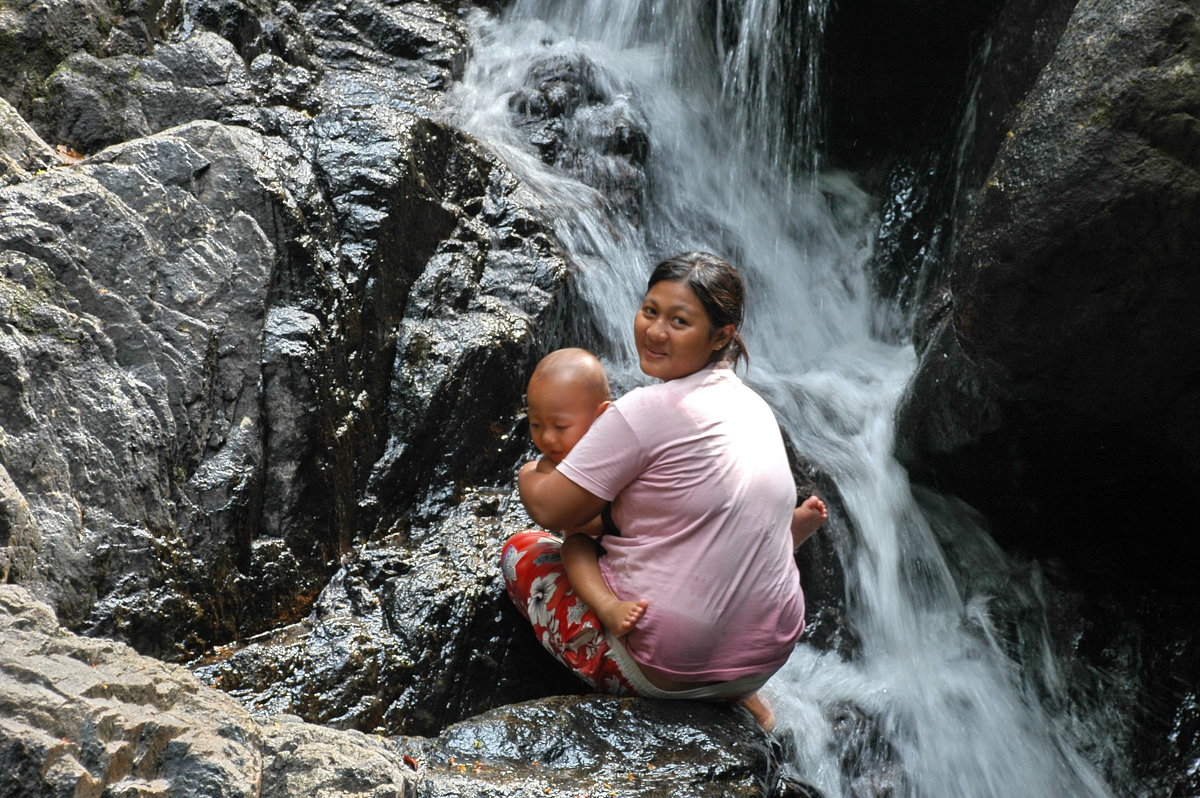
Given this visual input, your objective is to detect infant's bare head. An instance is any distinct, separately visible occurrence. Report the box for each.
[526,348,611,463]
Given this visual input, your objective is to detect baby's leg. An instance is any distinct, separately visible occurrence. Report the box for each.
[561,533,648,638]
[791,495,828,549]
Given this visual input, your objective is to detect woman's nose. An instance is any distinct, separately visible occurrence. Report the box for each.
[647,317,669,340]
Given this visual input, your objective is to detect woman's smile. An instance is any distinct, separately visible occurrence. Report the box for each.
[634,279,732,381]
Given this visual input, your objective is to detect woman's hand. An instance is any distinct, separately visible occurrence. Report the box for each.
[518,459,607,531]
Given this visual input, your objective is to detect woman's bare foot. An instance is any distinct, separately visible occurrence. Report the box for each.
[739,692,775,732]
[595,597,649,638]
[791,495,828,549]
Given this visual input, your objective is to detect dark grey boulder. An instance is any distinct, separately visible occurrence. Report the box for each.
[896,0,1200,574]
[399,695,781,798]
[0,0,165,113]
[509,53,651,219]
[30,32,256,155]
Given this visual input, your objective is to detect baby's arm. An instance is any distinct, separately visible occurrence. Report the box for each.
[529,458,606,536]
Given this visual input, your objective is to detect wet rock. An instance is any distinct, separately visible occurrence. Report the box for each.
[29,32,256,155]
[356,117,571,529]
[182,0,318,71]
[509,53,651,218]
[0,0,164,112]
[192,489,586,737]
[824,702,907,798]
[0,118,341,655]
[400,694,783,798]
[0,583,423,796]
[304,0,468,103]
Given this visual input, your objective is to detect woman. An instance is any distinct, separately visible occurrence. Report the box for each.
[502,251,822,729]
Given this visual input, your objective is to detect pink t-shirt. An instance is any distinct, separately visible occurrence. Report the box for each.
[557,365,805,682]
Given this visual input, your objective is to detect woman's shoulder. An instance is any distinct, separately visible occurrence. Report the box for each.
[614,368,707,406]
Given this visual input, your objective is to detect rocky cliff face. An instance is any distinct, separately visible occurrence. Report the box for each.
[0,0,571,660]
[4,0,1200,793]
[896,0,1200,580]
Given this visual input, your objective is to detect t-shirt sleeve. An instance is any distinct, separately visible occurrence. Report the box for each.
[556,404,648,502]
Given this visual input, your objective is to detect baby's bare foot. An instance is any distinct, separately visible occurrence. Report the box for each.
[597,598,648,638]
[791,495,828,549]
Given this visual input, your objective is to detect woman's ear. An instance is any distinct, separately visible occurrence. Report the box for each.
[712,324,736,350]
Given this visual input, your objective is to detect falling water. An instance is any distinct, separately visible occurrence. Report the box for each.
[449,3,1120,795]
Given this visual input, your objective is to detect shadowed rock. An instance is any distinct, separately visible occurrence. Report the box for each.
[896,0,1200,579]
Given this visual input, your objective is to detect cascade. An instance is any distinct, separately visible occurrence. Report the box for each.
[450,3,1121,795]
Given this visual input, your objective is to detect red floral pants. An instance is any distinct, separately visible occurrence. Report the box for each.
[501,530,636,695]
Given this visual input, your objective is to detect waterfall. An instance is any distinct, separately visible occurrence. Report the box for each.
[449,3,1119,795]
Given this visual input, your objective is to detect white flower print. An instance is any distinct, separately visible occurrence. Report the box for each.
[566,598,590,626]
[501,545,523,585]
[540,629,569,667]
[527,573,558,628]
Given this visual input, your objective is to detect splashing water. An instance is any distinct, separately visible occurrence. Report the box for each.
[449,3,1119,795]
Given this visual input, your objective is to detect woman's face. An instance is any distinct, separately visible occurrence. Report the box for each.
[634,279,734,381]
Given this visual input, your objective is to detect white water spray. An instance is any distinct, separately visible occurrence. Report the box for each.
[450,3,1117,795]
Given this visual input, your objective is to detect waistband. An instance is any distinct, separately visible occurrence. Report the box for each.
[604,633,771,700]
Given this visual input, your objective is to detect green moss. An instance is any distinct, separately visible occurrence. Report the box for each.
[0,274,83,344]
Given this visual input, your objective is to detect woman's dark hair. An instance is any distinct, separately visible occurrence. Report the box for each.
[647,251,749,368]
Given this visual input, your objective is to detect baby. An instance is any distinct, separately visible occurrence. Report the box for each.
[525,348,649,637]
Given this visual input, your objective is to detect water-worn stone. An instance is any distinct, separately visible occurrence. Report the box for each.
[400,695,781,798]
[509,53,651,219]
[0,583,424,796]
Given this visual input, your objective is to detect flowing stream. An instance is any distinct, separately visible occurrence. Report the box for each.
[450,3,1121,795]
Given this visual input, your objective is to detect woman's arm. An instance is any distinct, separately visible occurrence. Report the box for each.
[518,459,608,531]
